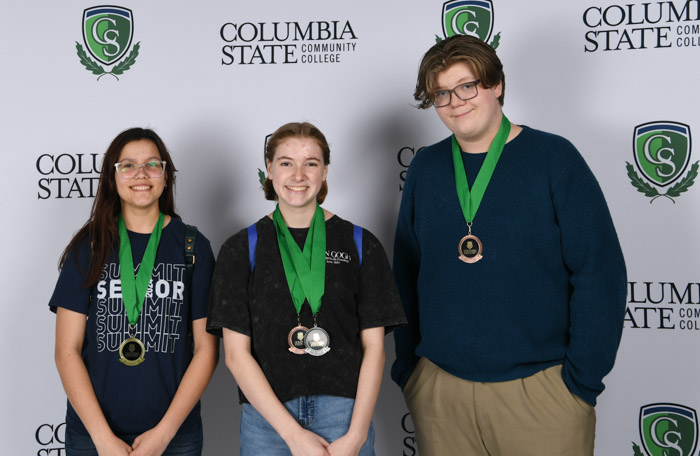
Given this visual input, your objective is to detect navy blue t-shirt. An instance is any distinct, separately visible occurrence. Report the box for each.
[49,217,215,436]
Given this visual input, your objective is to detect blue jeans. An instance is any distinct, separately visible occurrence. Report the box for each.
[64,421,203,455]
[240,395,375,456]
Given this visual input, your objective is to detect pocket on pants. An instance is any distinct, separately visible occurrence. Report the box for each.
[403,357,428,402]
[403,360,420,397]
[538,364,594,416]
[403,357,447,414]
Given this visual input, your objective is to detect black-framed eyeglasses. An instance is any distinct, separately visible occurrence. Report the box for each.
[432,80,481,108]
[114,160,167,178]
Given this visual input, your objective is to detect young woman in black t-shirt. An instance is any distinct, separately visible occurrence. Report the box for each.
[207,122,405,456]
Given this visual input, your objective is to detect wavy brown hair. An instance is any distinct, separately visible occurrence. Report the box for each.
[415,34,505,109]
[263,122,331,204]
[58,128,179,286]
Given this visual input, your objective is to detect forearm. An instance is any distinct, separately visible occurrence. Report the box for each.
[563,279,626,405]
[223,330,303,443]
[391,286,421,389]
[154,320,219,440]
[347,340,384,441]
[341,327,385,443]
[555,159,627,405]
[391,183,422,388]
[55,350,115,442]
[55,308,117,445]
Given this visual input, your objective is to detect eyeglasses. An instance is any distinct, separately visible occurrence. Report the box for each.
[432,80,481,107]
[114,160,166,178]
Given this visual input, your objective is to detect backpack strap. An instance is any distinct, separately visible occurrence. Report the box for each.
[248,223,258,272]
[353,224,363,266]
[247,222,362,270]
[184,224,198,345]
[184,224,197,281]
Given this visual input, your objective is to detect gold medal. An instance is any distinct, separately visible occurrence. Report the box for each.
[288,325,309,355]
[304,326,330,356]
[118,335,145,366]
[458,233,483,263]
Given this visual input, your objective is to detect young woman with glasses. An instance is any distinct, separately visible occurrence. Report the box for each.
[50,127,218,455]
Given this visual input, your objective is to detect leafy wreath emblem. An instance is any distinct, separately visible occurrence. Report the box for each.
[75,42,141,80]
[626,161,699,203]
[631,442,644,456]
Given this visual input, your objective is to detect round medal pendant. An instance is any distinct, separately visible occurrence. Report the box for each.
[458,234,483,263]
[119,336,145,366]
[304,327,330,356]
[288,325,309,355]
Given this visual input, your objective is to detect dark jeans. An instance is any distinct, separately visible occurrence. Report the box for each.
[64,421,203,456]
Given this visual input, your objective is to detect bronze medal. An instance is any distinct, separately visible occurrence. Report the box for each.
[118,335,145,366]
[288,325,309,355]
[304,326,330,356]
[458,234,483,263]
[450,118,510,266]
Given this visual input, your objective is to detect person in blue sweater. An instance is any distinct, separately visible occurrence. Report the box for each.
[391,34,627,455]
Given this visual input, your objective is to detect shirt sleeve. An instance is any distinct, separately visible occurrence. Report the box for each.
[206,228,253,338]
[191,230,216,321]
[553,144,627,406]
[356,228,406,333]
[390,161,424,390]
[48,240,92,315]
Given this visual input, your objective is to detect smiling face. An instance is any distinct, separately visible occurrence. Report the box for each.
[115,139,166,216]
[434,61,504,153]
[267,136,328,215]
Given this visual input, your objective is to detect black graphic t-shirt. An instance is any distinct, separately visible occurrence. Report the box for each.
[49,218,215,436]
[207,215,405,404]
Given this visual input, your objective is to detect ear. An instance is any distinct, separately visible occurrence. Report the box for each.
[323,164,328,181]
[266,159,272,178]
[493,81,503,99]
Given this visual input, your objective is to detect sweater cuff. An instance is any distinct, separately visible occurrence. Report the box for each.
[391,355,420,391]
[561,361,601,407]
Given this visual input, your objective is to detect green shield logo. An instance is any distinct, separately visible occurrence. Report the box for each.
[442,0,494,42]
[82,6,134,65]
[640,404,698,456]
[634,122,691,187]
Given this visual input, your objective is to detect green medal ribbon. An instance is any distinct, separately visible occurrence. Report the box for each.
[273,204,326,316]
[451,115,511,225]
[118,212,164,326]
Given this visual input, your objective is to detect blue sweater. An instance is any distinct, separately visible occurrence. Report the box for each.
[391,126,627,406]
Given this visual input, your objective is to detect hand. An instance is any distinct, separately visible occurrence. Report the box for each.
[130,427,172,456]
[287,428,331,456]
[326,433,366,456]
[93,433,132,455]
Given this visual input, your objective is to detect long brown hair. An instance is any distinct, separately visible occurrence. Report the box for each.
[58,128,179,286]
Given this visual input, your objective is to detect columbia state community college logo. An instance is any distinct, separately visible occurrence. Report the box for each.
[76,6,140,80]
[438,0,502,48]
[626,121,698,203]
[583,1,700,52]
[633,403,698,456]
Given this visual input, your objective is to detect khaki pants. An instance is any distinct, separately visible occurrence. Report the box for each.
[404,358,595,456]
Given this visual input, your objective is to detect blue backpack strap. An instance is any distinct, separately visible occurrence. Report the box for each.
[247,223,258,271]
[353,224,363,266]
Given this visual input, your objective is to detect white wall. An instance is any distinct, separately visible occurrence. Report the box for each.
[4,1,700,454]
